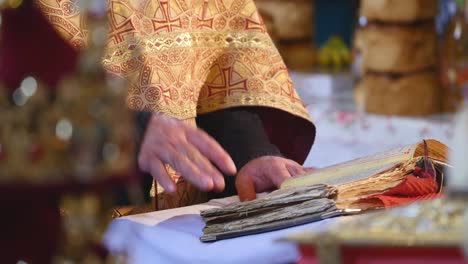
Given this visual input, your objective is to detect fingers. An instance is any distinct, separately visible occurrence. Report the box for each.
[282,159,308,176]
[156,144,215,191]
[139,151,177,193]
[149,159,176,193]
[263,157,306,187]
[285,163,306,177]
[186,128,237,175]
[236,173,257,202]
[268,162,292,187]
[234,157,311,201]
[139,114,235,193]
[175,142,225,192]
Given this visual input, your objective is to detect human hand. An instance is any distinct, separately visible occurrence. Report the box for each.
[235,156,307,201]
[138,114,237,193]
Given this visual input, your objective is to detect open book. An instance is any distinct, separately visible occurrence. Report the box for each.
[200,139,450,242]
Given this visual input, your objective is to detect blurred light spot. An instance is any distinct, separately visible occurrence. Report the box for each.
[12,88,27,106]
[106,76,126,95]
[359,16,368,27]
[448,68,457,84]
[448,1,457,15]
[103,143,120,162]
[17,261,28,264]
[56,119,73,141]
[454,24,462,40]
[8,0,22,8]
[0,13,3,27]
[91,26,108,46]
[90,0,107,16]
[78,0,106,15]
[20,76,37,97]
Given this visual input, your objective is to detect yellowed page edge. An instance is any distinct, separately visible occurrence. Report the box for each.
[281,143,419,189]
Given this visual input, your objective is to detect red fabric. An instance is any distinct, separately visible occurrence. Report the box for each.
[341,246,466,264]
[0,195,61,263]
[258,107,316,165]
[0,2,78,89]
[412,166,435,179]
[297,245,319,264]
[363,175,440,208]
[298,246,465,264]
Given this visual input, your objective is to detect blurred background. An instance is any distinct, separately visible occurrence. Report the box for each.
[1,0,468,262]
[255,0,467,167]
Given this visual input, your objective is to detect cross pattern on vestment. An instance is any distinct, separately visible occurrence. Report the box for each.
[108,13,136,43]
[245,18,265,32]
[152,1,182,32]
[207,67,248,97]
[196,0,214,29]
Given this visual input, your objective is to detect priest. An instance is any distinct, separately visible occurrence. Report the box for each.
[0,0,316,209]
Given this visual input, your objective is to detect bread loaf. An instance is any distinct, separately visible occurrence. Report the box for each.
[360,23,437,73]
[355,72,440,116]
[360,0,438,22]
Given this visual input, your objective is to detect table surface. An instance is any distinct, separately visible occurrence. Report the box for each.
[104,72,457,263]
[104,196,351,264]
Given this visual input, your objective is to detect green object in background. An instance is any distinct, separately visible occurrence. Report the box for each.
[318,36,351,71]
[313,0,358,72]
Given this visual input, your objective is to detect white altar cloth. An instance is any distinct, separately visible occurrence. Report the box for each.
[104,196,344,264]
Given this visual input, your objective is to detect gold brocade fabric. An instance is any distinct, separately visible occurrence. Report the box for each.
[36,0,313,209]
[151,118,208,210]
[153,166,208,210]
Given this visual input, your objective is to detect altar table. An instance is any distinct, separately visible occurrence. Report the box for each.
[104,196,350,264]
[104,72,458,263]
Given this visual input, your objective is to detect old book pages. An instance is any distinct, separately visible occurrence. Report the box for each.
[336,156,447,210]
[200,139,449,242]
[200,185,338,242]
[281,139,447,188]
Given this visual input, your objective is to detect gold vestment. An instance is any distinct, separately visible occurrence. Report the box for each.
[37,0,315,209]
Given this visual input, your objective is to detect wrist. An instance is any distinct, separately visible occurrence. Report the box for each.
[149,112,176,124]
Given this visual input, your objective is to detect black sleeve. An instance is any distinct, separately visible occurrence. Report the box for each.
[135,111,154,203]
[196,108,282,198]
[133,108,282,201]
